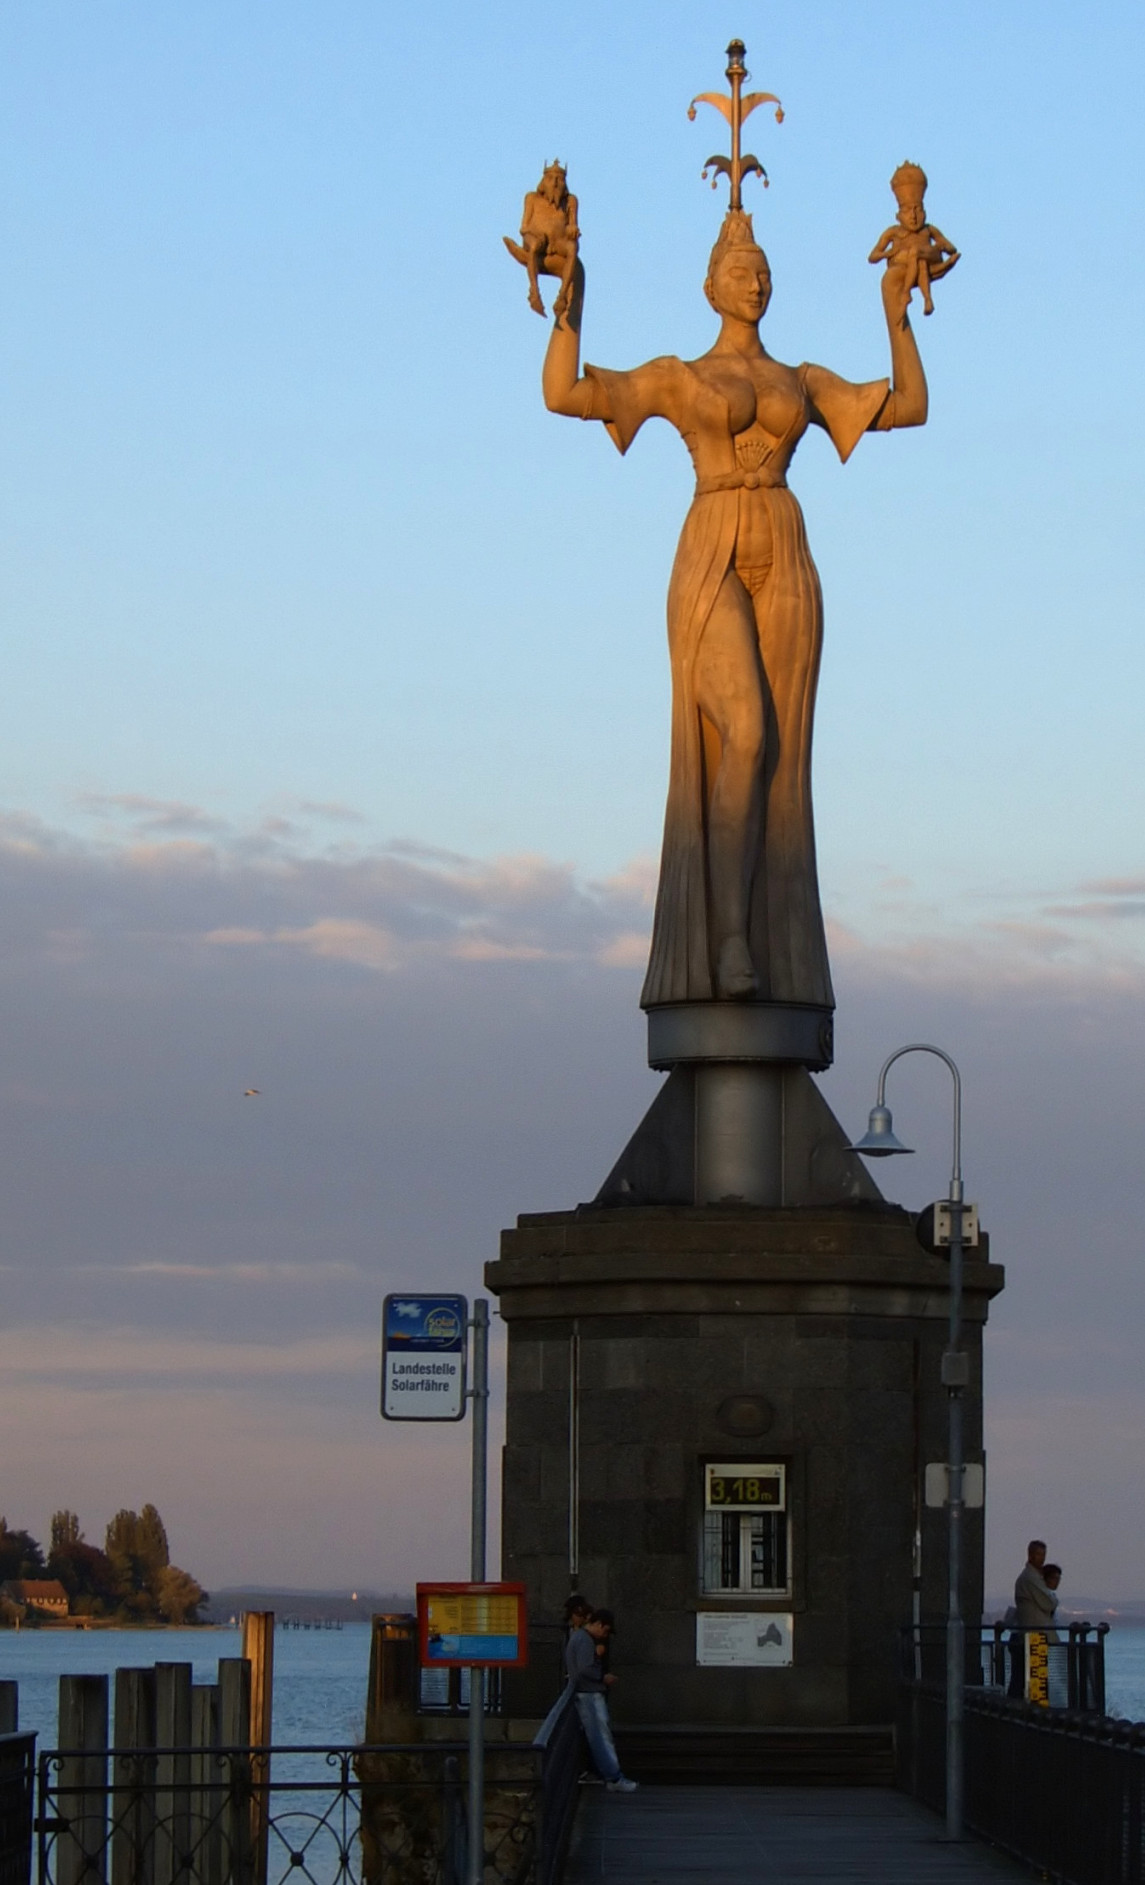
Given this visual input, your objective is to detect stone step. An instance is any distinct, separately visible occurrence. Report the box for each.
[612,1724,896,1787]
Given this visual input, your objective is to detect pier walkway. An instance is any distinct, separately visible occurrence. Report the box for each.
[564,1785,1031,1882]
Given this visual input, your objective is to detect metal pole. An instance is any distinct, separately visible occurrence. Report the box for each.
[467,1299,489,1885]
[945,1177,965,1842]
[872,1043,966,1838]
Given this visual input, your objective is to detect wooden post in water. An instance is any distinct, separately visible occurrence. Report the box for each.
[0,1681,17,1734]
[112,1668,157,1885]
[365,1615,418,1742]
[240,1613,273,1885]
[153,1665,192,1885]
[57,1673,110,1885]
[189,1686,221,1885]
[217,1661,251,1885]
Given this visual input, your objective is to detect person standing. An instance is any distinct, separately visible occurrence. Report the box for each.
[1007,1539,1056,1696]
[565,1609,638,1792]
[1042,1564,1063,1645]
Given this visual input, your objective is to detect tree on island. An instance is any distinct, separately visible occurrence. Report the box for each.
[47,1512,120,1617]
[51,1510,82,1552]
[154,1563,206,1625]
[105,1505,205,1623]
[0,1517,46,1581]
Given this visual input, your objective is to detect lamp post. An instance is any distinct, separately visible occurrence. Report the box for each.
[850,1043,968,1842]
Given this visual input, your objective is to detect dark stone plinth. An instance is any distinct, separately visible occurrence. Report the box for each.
[485,1203,1004,1729]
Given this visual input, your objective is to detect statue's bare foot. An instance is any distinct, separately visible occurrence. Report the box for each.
[715,936,758,1000]
[528,286,545,315]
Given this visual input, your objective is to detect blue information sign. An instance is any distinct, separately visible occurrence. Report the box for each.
[381,1293,468,1422]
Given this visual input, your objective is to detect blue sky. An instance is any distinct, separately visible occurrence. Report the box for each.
[1,3,1145,1596]
[3,1,1144,934]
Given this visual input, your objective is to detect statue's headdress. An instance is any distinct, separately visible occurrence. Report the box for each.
[891,162,927,207]
[707,209,765,278]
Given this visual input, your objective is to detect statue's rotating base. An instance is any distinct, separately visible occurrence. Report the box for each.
[645,1001,835,1207]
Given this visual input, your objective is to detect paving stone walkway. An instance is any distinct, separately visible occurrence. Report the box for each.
[564,1786,1032,1882]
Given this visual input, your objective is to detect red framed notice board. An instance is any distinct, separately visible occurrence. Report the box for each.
[416,1582,528,1668]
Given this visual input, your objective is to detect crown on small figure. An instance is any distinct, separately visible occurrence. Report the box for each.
[891,162,928,206]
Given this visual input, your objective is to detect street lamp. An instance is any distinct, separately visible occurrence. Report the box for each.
[850,1043,971,1843]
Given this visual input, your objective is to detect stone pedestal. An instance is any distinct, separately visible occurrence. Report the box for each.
[486,1203,1004,1728]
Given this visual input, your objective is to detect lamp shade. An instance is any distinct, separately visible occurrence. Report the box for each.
[849,1103,914,1158]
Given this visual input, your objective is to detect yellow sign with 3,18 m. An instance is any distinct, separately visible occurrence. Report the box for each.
[705,1464,786,1511]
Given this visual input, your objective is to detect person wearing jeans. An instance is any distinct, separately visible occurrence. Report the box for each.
[564,1609,638,1792]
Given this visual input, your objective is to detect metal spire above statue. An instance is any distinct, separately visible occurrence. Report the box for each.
[688,35,784,208]
[505,37,958,1204]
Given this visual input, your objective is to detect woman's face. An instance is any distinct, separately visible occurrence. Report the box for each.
[709,249,772,323]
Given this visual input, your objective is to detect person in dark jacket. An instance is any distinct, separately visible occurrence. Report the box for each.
[564,1609,637,1791]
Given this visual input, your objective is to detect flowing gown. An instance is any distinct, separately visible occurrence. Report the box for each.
[581,352,889,1010]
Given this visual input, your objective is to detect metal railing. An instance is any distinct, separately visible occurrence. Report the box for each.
[531,1688,582,1885]
[899,1684,1145,1884]
[1,1734,35,1885]
[33,1727,584,1885]
[416,1670,505,1717]
[900,1621,1108,1710]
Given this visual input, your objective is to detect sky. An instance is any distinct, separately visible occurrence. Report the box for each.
[1,1,1144,1604]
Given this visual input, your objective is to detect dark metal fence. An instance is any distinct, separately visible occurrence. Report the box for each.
[0,1734,35,1885]
[33,1725,584,1885]
[899,1684,1145,1884]
[900,1622,1108,1710]
[531,1688,582,1885]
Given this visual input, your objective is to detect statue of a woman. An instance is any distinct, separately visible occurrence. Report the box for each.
[538,199,928,1011]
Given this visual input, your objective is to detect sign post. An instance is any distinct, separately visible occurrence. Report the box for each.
[380,1293,494,1885]
[467,1299,489,1885]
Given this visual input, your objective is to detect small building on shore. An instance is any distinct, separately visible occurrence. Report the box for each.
[1,1578,69,1619]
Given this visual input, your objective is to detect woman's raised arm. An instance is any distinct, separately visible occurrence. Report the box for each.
[542,260,596,418]
[873,266,928,431]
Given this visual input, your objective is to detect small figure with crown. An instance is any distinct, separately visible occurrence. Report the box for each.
[868,163,959,316]
[503,161,580,320]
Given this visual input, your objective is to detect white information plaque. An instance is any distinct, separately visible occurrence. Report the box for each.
[696,1611,793,1667]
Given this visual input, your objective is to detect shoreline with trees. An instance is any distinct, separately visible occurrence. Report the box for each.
[0,1506,206,1626]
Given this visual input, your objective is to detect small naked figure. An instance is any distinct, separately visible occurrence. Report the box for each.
[503,162,580,320]
[869,162,959,316]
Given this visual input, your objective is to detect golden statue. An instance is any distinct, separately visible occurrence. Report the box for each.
[509,41,943,1015]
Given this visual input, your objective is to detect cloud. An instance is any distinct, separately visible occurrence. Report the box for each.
[0,1326,374,1383]
[77,794,231,835]
[2,810,1145,1595]
[295,801,368,826]
[274,919,402,971]
[0,810,654,970]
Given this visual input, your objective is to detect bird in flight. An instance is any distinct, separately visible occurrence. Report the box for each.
[243,1089,261,1097]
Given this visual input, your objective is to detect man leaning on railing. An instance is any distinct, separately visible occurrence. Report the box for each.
[564,1610,638,1793]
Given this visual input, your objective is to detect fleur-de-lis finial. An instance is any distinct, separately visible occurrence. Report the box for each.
[688,38,784,211]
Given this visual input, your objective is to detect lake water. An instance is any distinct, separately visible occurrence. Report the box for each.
[0,1623,374,1749]
[6,1621,1145,1747]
